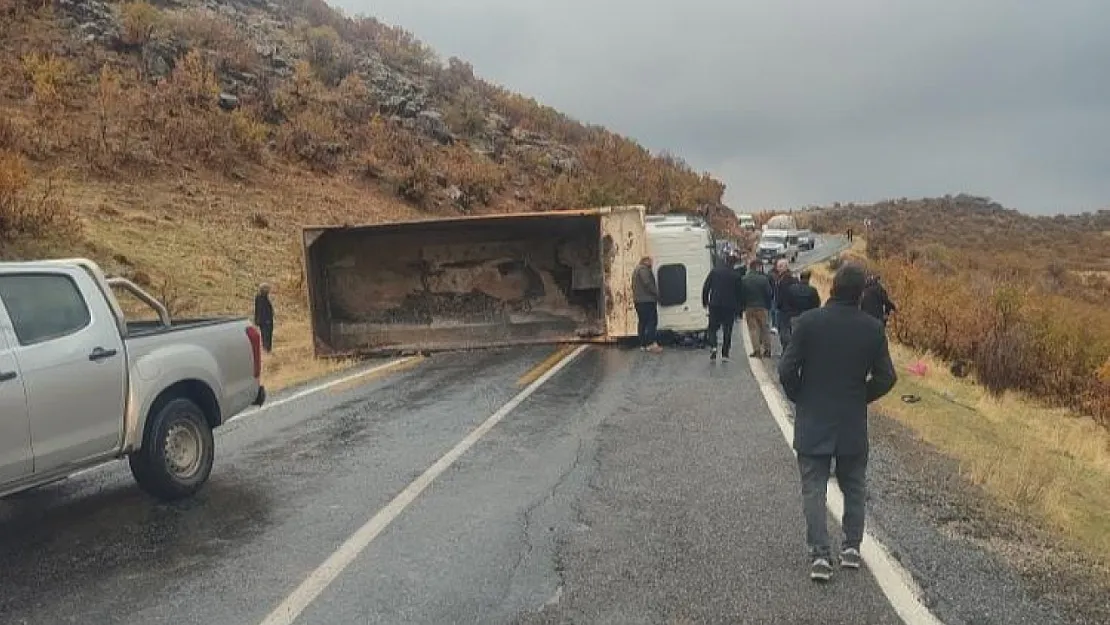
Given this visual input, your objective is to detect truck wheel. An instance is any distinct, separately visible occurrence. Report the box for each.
[129,398,214,501]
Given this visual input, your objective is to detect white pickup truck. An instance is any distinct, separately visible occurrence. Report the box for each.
[0,259,265,501]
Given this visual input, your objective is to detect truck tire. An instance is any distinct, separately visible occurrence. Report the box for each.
[128,398,214,501]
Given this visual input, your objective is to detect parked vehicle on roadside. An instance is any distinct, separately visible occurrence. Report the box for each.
[0,259,265,502]
[737,214,757,231]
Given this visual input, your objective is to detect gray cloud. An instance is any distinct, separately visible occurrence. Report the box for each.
[334,0,1110,214]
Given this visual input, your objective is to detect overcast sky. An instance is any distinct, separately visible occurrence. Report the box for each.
[333,0,1109,215]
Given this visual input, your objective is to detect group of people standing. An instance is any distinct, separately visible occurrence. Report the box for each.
[632,251,897,359]
[632,247,901,582]
[699,253,822,362]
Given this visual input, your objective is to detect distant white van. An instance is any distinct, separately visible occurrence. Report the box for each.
[645,215,715,334]
[738,214,756,230]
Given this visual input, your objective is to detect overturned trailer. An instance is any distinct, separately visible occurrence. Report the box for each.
[302,206,650,357]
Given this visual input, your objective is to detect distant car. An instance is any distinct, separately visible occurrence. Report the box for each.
[756,229,799,264]
[796,229,816,251]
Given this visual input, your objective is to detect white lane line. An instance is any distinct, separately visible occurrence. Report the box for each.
[229,357,419,424]
[65,358,420,482]
[740,329,943,625]
[257,344,590,625]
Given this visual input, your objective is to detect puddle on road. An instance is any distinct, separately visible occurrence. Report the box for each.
[0,478,273,617]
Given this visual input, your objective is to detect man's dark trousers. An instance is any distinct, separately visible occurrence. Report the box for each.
[635,302,658,347]
[706,306,737,357]
[778,312,794,350]
[259,323,274,352]
[798,451,867,559]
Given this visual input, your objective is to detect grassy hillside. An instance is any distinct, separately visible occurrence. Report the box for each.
[0,0,738,388]
[802,196,1110,427]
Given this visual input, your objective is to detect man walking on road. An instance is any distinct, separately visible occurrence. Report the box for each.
[632,256,663,353]
[740,259,774,358]
[777,263,897,582]
[771,259,799,350]
[702,250,744,362]
[786,269,822,331]
[254,283,274,353]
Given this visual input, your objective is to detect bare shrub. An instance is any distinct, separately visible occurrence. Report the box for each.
[86,65,140,170]
[0,117,23,152]
[229,109,269,161]
[395,159,435,206]
[303,25,355,86]
[0,150,81,242]
[442,148,504,208]
[278,109,343,171]
[120,1,164,47]
[168,9,258,72]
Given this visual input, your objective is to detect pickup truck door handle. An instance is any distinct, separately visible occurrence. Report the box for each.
[88,347,119,362]
[0,371,16,382]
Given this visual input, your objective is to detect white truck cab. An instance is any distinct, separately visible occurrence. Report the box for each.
[645,215,715,334]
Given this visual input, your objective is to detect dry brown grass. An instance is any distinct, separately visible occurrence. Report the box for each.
[810,244,1110,566]
[879,343,1110,564]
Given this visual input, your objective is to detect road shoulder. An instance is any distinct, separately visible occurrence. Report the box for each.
[756,335,1085,624]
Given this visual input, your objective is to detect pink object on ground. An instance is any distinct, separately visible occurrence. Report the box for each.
[907,361,928,376]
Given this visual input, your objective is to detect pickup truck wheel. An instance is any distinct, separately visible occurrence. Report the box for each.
[129,398,214,501]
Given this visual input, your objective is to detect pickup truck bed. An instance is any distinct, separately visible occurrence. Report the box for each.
[126,317,244,337]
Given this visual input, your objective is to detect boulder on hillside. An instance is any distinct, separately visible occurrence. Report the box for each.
[416,110,454,145]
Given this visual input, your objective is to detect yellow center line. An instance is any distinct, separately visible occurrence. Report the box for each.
[329,356,426,394]
[517,344,580,388]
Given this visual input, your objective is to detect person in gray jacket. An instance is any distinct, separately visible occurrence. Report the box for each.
[777,263,897,582]
[631,256,663,353]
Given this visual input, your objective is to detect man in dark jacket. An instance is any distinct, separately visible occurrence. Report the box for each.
[777,263,897,582]
[631,257,663,353]
[702,251,744,361]
[785,269,822,331]
[771,259,800,350]
[860,274,897,326]
[740,260,774,358]
[254,283,274,353]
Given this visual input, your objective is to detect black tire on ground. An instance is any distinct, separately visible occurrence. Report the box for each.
[128,397,215,501]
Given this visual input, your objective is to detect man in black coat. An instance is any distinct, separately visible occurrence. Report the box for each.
[785,269,822,331]
[701,250,744,362]
[254,283,274,353]
[777,263,897,581]
[771,259,800,350]
[860,274,897,326]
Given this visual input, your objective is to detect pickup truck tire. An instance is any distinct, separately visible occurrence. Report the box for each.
[129,398,215,501]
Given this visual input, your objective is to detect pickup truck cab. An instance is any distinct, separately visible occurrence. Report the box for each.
[0,259,265,501]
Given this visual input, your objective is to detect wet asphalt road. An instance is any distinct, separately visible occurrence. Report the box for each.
[1,337,904,625]
[0,234,1069,625]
